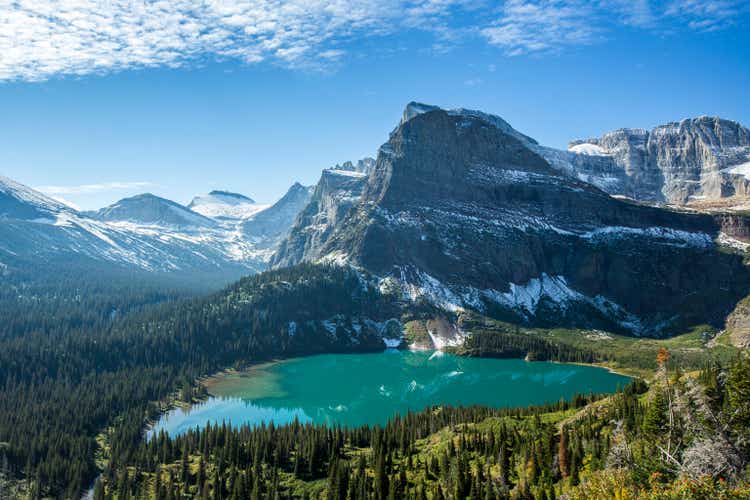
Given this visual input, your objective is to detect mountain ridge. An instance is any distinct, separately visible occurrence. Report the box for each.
[0,176,310,286]
[272,102,750,337]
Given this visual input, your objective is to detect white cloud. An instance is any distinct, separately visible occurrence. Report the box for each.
[0,1,745,80]
[481,1,602,56]
[0,0,472,81]
[36,181,154,195]
[604,0,657,28]
[464,77,483,86]
[664,0,747,31]
[481,0,747,56]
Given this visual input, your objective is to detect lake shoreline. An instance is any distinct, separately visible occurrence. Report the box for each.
[149,350,631,437]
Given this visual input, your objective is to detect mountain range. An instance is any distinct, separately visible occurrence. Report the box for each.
[3,102,750,335]
[272,103,750,337]
[0,176,312,287]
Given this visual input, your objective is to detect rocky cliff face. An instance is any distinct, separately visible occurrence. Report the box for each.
[272,103,750,336]
[271,163,371,268]
[570,117,750,204]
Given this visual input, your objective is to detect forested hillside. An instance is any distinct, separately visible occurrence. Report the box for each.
[0,265,402,498]
[91,356,750,499]
[0,263,748,499]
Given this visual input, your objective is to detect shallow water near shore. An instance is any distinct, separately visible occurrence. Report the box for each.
[150,350,629,437]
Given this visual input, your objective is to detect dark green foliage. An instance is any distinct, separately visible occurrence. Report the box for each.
[95,393,615,499]
[642,389,668,435]
[0,264,397,497]
[726,356,750,447]
[461,327,602,364]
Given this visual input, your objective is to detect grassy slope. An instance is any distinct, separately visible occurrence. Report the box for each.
[455,312,740,379]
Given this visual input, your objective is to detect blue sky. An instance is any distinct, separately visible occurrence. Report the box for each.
[0,0,748,210]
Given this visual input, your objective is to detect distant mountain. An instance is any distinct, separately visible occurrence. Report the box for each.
[330,157,376,175]
[188,190,268,220]
[271,102,750,337]
[567,116,750,204]
[0,174,71,221]
[0,177,311,286]
[242,182,314,242]
[92,193,217,228]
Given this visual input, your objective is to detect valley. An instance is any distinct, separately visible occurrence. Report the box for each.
[2,103,750,499]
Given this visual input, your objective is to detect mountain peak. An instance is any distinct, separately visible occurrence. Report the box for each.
[206,190,256,203]
[400,101,538,146]
[188,190,264,220]
[0,174,74,220]
[93,193,215,228]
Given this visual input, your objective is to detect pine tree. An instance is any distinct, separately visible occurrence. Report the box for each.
[558,427,569,479]
[642,390,668,435]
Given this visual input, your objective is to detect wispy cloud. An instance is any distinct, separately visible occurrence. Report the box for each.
[0,1,745,80]
[604,0,657,28]
[481,1,602,56]
[0,0,470,81]
[481,0,747,56]
[36,181,154,195]
[665,0,748,31]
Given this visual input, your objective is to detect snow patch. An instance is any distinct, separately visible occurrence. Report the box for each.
[583,226,713,248]
[718,232,750,252]
[383,337,403,348]
[189,191,268,220]
[426,328,467,350]
[721,161,750,180]
[482,274,581,314]
[324,168,366,178]
[569,143,608,156]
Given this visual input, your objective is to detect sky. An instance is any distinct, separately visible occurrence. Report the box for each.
[0,0,748,210]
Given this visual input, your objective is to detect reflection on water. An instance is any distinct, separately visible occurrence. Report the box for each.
[151,351,629,437]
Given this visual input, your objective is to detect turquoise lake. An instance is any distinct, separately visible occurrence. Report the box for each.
[150,351,629,437]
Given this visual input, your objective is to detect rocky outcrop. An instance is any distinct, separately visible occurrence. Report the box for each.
[330,157,376,175]
[725,296,750,348]
[272,103,750,337]
[570,117,750,204]
[271,163,371,268]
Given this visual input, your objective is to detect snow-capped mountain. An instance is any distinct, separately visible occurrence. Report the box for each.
[0,176,310,286]
[188,190,269,220]
[272,102,750,337]
[567,116,750,204]
[92,193,217,228]
[242,182,314,242]
[403,107,750,207]
[1,174,72,220]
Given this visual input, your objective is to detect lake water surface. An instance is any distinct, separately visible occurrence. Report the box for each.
[151,351,629,436]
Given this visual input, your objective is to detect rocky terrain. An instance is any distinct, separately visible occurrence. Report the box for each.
[272,159,373,268]
[272,103,750,337]
[569,116,750,204]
